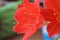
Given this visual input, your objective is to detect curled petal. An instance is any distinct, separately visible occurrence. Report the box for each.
[40,9,57,22]
[47,22,60,37]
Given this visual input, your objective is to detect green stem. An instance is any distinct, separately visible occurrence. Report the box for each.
[55,36,60,40]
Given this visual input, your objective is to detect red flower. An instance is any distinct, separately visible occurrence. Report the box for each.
[40,0,60,37]
[44,0,60,37]
[13,0,44,40]
[41,9,60,37]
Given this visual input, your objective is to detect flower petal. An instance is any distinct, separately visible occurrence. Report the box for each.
[40,9,57,22]
[13,23,37,34]
[33,0,40,9]
[44,0,60,16]
[23,0,40,14]
[34,0,40,5]
[22,28,37,40]
[47,21,60,37]
[13,23,27,33]
[18,4,24,8]
[13,23,38,40]
[14,6,44,25]
[23,0,32,8]
[14,7,26,22]
[14,0,44,40]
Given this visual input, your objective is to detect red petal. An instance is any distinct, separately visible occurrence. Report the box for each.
[23,0,40,14]
[14,7,26,22]
[23,0,32,8]
[13,23,38,40]
[47,21,60,37]
[23,0,33,11]
[40,9,57,22]
[13,15,44,33]
[14,6,44,25]
[18,4,23,8]
[22,28,37,40]
[44,0,60,16]
[13,23,27,33]
[13,23,37,33]
[34,0,40,5]
[33,0,40,9]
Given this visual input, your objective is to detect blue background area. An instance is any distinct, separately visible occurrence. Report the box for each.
[42,25,52,40]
